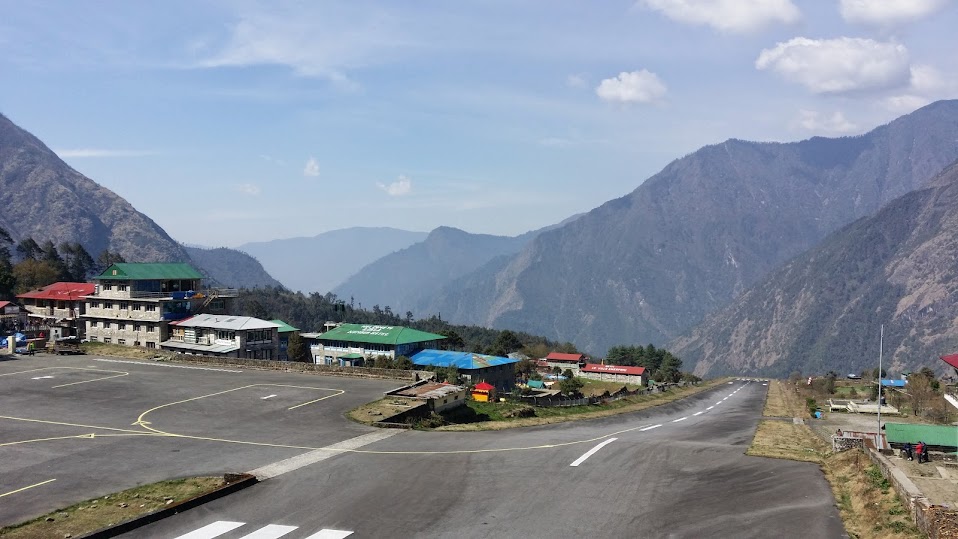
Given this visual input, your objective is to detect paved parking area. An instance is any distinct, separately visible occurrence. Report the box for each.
[0,353,403,526]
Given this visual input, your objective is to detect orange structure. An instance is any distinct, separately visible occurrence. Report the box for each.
[471,381,496,402]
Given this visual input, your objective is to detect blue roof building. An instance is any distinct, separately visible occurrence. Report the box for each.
[411,349,519,391]
[880,379,907,388]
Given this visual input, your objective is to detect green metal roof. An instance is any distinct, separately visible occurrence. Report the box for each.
[884,423,958,448]
[269,319,299,333]
[318,324,446,346]
[97,263,204,280]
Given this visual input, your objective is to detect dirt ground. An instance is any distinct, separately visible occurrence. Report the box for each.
[812,411,958,508]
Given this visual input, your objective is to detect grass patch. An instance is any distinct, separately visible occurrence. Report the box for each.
[749,381,920,539]
[79,342,172,360]
[431,379,728,431]
[0,477,225,539]
[577,379,642,397]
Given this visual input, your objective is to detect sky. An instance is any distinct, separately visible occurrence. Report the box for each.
[1,0,956,247]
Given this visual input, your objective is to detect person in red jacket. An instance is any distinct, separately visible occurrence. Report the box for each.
[915,441,926,463]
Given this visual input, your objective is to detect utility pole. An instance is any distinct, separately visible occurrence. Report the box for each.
[877,324,884,439]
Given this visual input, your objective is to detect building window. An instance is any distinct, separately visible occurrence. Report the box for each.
[117,339,126,345]
[118,285,128,292]
[146,341,155,349]
[134,341,140,346]
[104,337,111,344]
[90,321,98,327]
[147,325,155,333]
[103,284,112,291]
[146,305,156,312]
[118,323,126,330]
[134,324,141,331]
[133,304,141,311]
[90,336,98,342]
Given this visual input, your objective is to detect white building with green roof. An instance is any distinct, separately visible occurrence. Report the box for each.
[83,263,237,349]
[302,323,445,366]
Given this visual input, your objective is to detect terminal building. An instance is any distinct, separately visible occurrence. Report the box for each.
[160,314,281,359]
[301,323,446,366]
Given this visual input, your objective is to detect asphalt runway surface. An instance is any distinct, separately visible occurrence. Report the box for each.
[0,354,403,526]
[126,380,848,538]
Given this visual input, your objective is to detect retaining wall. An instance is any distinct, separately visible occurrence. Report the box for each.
[168,354,418,381]
[867,448,957,538]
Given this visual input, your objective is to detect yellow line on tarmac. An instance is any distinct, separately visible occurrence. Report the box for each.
[0,478,56,499]
[0,415,153,435]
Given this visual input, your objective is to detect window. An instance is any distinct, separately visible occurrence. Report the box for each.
[118,285,128,292]
[90,336,98,342]
[134,341,140,346]
[134,324,141,332]
[117,339,126,345]
[103,284,112,291]
[146,342,156,349]
[133,304,141,311]
[147,326,155,333]
[104,337,111,344]
[90,321,98,327]
[118,323,126,331]
[146,305,156,312]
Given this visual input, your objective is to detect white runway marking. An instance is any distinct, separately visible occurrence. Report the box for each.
[251,430,400,480]
[261,394,277,400]
[570,437,618,467]
[240,524,298,538]
[707,406,714,410]
[303,530,354,539]
[31,376,54,379]
[672,417,688,423]
[640,424,662,431]
[693,411,704,416]
[174,520,244,539]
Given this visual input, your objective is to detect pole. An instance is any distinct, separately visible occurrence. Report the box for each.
[877,324,884,441]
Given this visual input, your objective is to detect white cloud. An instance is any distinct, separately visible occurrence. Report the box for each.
[54,148,157,158]
[755,37,910,94]
[839,0,946,26]
[639,0,800,33]
[596,70,667,104]
[884,64,958,113]
[793,110,859,134]
[377,175,412,196]
[303,157,320,177]
[238,183,261,196]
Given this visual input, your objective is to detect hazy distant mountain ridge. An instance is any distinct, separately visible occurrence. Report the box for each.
[672,159,958,377]
[183,246,284,289]
[427,100,958,355]
[239,227,428,294]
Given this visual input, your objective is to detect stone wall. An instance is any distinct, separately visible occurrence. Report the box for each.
[867,448,957,538]
[169,353,418,380]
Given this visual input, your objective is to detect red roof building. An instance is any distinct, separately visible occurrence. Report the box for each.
[17,282,95,338]
[581,363,646,376]
[579,363,648,384]
[940,353,958,371]
[474,381,496,391]
[17,282,96,302]
[545,352,585,363]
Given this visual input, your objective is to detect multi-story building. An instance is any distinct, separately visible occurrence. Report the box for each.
[82,263,236,349]
[160,314,280,359]
[301,323,446,366]
[17,282,95,339]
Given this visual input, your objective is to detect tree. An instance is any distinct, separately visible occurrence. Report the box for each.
[516,357,535,377]
[493,330,523,355]
[39,240,68,280]
[286,332,310,363]
[373,355,394,369]
[440,330,465,351]
[95,249,126,274]
[12,259,61,293]
[0,228,14,300]
[16,238,42,261]
[443,366,461,385]
[908,375,936,417]
[558,375,584,396]
[395,355,413,370]
[60,242,94,281]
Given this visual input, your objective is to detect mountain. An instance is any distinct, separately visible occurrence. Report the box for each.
[238,227,428,294]
[427,100,958,355]
[0,113,281,289]
[672,160,958,378]
[333,226,532,314]
[183,246,284,289]
[0,112,189,262]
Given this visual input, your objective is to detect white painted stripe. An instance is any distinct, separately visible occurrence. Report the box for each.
[707,406,714,410]
[302,530,354,539]
[672,417,688,423]
[261,394,277,400]
[640,424,662,431]
[570,437,618,467]
[174,521,245,539]
[239,524,298,538]
[715,402,722,405]
[251,430,400,480]
[693,411,704,416]
[92,358,242,373]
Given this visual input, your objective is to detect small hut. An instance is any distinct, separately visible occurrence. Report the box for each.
[472,381,496,402]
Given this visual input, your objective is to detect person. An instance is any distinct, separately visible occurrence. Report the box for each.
[903,442,913,461]
[915,441,925,463]
[919,441,930,463]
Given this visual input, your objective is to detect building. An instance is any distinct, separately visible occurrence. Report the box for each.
[83,263,237,349]
[539,352,586,374]
[17,282,95,339]
[270,319,299,361]
[390,381,466,412]
[410,349,519,390]
[579,363,648,386]
[471,381,496,402]
[160,314,280,359]
[302,323,445,366]
[0,300,26,335]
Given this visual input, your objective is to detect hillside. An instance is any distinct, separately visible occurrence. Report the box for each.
[183,246,284,289]
[239,227,428,294]
[672,160,958,378]
[427,100,958,355]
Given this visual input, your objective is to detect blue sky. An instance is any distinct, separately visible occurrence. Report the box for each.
[1,0,956,247]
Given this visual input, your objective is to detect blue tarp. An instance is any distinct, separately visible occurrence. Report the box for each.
[411,349,519,370]
[0,333,26,347]
[880,379,907,387]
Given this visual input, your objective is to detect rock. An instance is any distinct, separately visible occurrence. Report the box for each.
[45,517,55,522]
[165,499,174,505]
[139,504,146,508]
[118,503,128,508]
[58,512,68,518]
[133,493,140,498]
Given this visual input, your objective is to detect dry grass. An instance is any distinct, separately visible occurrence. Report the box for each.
[749,380,920,539]
[79,342,172,360]
[0,477,225,539]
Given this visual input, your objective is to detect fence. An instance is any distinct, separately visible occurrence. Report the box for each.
[169,353,418,380]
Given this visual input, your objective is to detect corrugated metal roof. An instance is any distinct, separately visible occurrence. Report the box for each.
[396,382,464,400]
[545,352,584,362]
[411,349,519,370]
[159,340,240,354]
[941,353,958,369]
[880,379,907,387]
[318,324,445,345]
[171,314,279,331]
[96,263,204,280]
[884,423,958,448]
[17,282,96,301]
[582,363,646,376]
[269,319,299,333]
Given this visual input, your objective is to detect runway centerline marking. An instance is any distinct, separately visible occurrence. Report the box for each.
[0,478,56,499]
[261,394,277,400]
[693,411,704,416]
[672,417,688,423]
[640,424,662,432]
[706,406,714,410]
[570,437,618,467]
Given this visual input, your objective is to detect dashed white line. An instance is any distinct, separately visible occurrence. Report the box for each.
[707,406,714,410]
[261,394,277,400]
[570,437,618,467]
[672,417,688,423]
[693,411,704,416]
[640,424,663,431]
